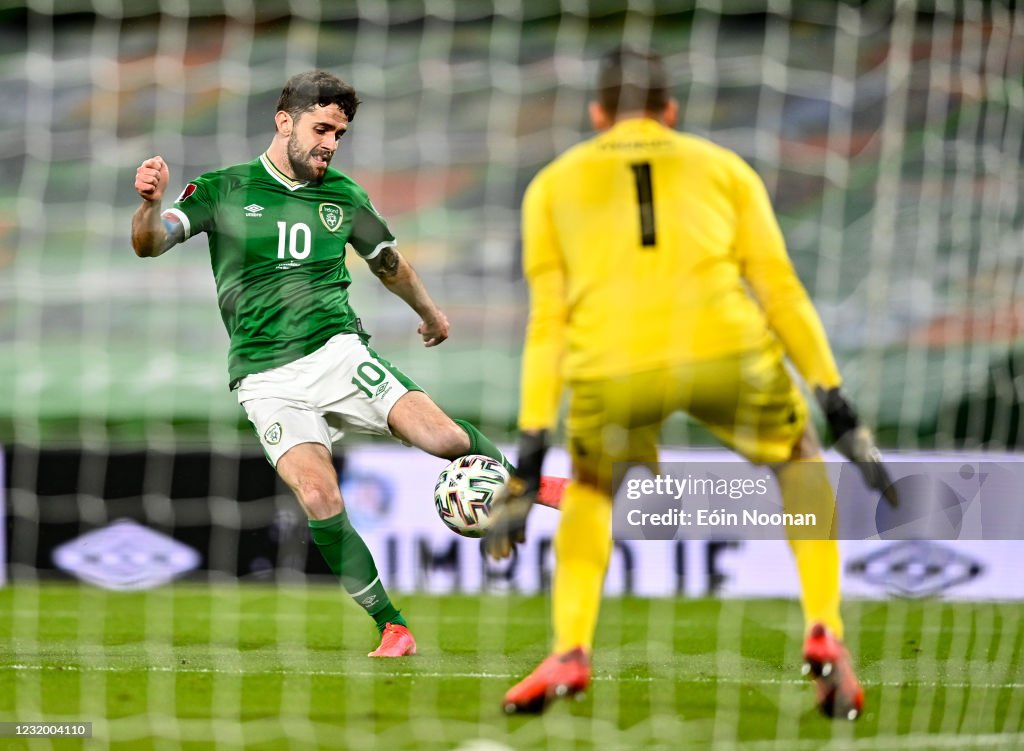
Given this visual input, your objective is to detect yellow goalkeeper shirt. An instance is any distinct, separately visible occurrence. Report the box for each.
[518,117,841,431]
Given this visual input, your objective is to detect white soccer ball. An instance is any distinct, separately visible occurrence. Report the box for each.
[433,455,510,538]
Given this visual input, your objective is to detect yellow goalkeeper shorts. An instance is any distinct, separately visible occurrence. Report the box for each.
[566,342,807,489]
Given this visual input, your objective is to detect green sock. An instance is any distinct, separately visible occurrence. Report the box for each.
[454,418,515,474]
[308,511,406,633]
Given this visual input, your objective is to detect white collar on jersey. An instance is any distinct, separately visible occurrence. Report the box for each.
[260,152,309,191]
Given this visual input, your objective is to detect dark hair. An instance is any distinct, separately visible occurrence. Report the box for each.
[596,47,669,118]
[276,70,361,122]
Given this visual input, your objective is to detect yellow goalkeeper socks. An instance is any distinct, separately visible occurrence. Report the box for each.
[552,482,614,654]
[788,538,843,638]
[775,458,843,638]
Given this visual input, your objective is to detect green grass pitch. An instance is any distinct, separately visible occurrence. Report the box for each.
[0,583,1021,750]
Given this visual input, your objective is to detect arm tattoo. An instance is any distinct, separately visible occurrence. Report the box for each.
[369,246,401,280]
[161,216,185,251]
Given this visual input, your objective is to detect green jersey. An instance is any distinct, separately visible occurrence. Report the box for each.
[166,153,396,388]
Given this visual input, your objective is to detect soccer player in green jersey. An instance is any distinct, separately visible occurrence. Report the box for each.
[131,70,512,657]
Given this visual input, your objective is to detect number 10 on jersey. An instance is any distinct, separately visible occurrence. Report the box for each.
[277,221,311,260]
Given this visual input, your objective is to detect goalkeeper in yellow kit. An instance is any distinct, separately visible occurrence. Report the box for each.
[486,48,896,718]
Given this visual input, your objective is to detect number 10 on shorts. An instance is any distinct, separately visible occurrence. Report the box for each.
[351,361,387,399]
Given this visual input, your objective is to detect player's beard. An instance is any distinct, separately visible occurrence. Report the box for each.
[287,134,332,185]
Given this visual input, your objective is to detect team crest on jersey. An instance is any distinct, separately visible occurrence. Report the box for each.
[318,203,344,232]
[264,422,282,445]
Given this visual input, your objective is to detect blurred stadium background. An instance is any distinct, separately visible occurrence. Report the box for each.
[0,1,1022,749]
[1,0,1021,448]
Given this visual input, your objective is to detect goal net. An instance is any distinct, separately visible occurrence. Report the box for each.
[0,0,1022,749]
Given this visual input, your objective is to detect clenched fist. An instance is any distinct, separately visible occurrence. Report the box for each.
[135,156,169,202]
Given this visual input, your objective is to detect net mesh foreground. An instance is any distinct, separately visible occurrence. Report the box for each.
[1,2,1023,749]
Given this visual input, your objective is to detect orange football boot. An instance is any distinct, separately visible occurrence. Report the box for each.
[368,623,417,657]
[502,648,591,714]
[802,622,864,720]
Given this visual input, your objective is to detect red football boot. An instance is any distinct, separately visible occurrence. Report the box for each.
[368,623,417,657]
[502,648,591,715]
[802,623,864,720]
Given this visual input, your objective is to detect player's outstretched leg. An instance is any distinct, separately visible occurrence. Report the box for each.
[502,648,591,714]
[452,418,515,474]
[802,622,864,720]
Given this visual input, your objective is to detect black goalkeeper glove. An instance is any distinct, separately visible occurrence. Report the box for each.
[484,430,549,560]
[815,386,899,507]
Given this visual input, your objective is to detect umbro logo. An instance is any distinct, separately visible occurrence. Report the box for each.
[244,204,264,217]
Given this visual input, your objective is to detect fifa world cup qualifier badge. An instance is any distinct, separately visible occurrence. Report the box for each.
[318,203,343,232]
[175,183,197,202]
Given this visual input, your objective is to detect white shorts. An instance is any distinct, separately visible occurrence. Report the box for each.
[237,333,418,466]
